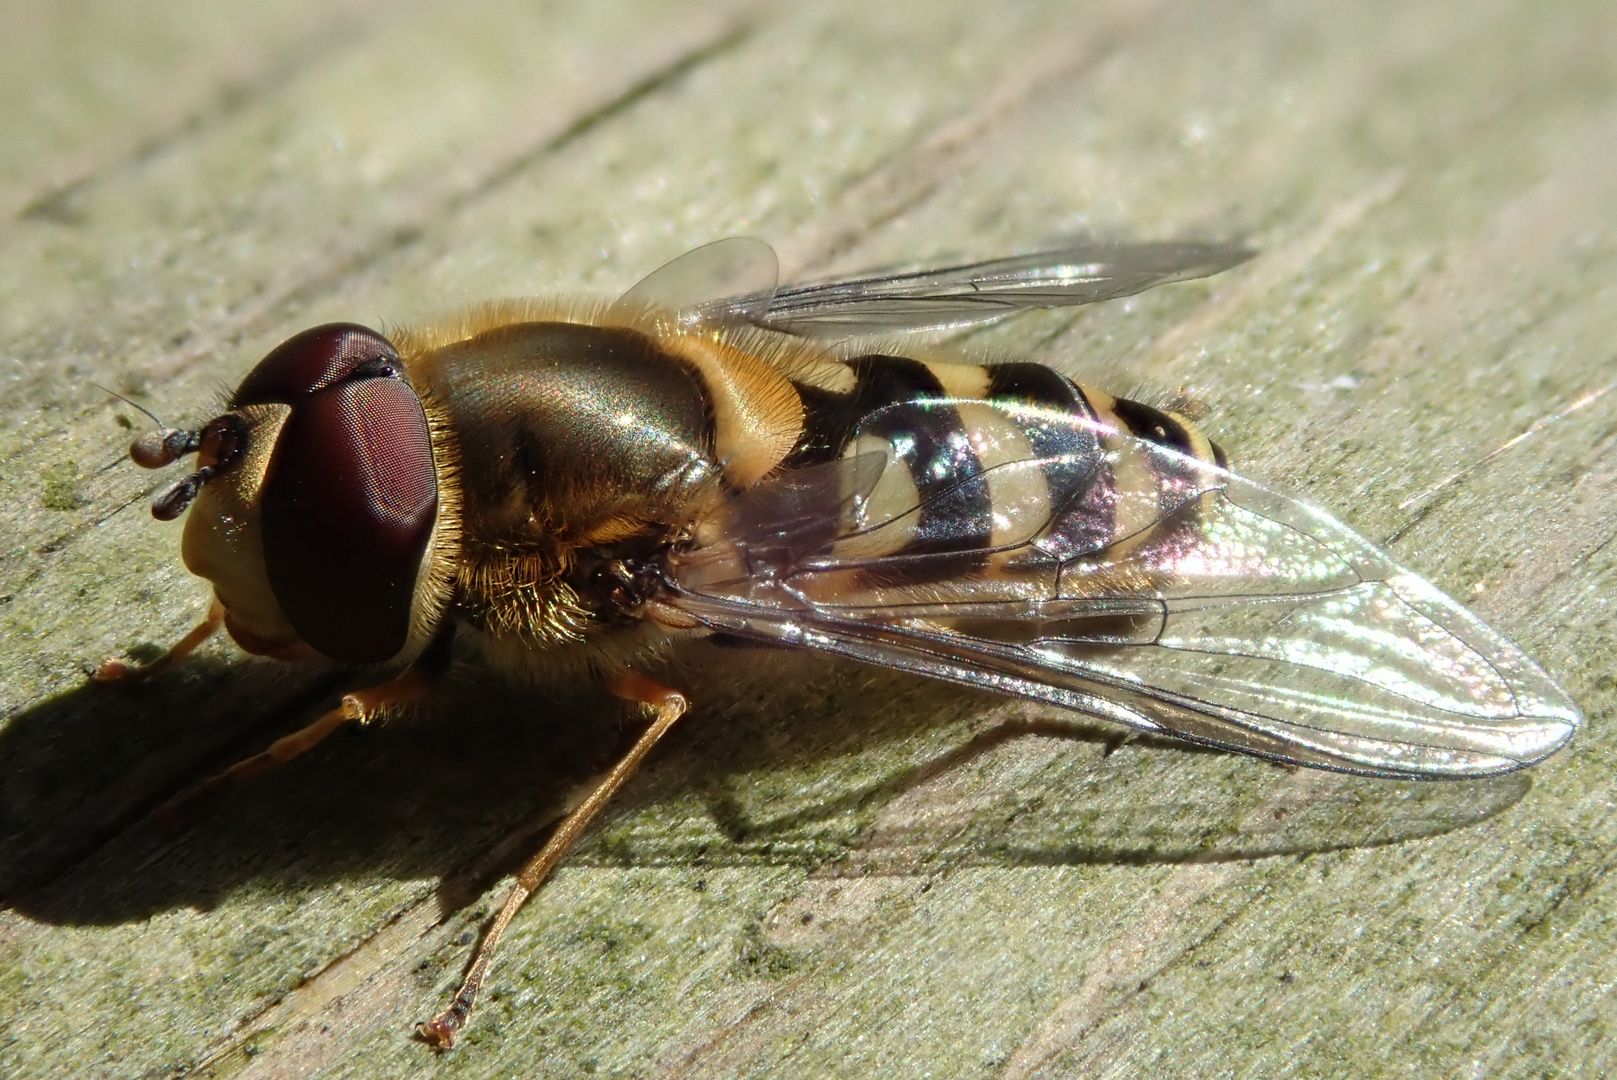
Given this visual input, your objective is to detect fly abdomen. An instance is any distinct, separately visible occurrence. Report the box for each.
[789,354,993,562]
[781,354,1224,580]
[1102,392,1222,467]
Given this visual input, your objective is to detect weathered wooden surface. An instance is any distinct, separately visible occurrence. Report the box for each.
[2,1,1615,1076]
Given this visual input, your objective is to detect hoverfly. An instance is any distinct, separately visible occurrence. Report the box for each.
[100,237,1581,1046]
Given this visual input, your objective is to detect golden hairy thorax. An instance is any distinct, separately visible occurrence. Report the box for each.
[393,299,835,650]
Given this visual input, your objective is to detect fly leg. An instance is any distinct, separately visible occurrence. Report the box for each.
[153,627,454,826]
[91,601,225,684]
[415,671,689,1049]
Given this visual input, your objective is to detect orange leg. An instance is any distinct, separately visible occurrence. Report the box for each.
[152,634,452,826]
[92,601,225,684]
[415,672,689,1049]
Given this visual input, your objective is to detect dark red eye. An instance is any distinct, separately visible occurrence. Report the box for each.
[233,323,402,407]
[249,325,437,664]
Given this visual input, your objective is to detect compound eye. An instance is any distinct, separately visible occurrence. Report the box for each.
[232,324,400,407]
[259,365,437,664]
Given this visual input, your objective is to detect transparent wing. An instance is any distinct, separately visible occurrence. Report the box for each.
[617,237,780,324]
[623,239,1254,336]
[662,400,1580,778]
[741,241,1255,336]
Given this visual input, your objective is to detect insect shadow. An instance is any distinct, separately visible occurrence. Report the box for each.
[0,643,1530,929]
